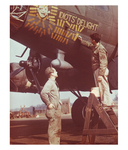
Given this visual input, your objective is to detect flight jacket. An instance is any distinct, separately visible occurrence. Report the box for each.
[40,78,60,108]
[81,39,108,76]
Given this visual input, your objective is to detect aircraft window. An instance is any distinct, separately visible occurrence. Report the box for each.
[97,6,109,11]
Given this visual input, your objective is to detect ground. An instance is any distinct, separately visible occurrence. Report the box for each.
[10,113,118,145]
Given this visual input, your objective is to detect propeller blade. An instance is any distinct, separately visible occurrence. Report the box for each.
[10,67,24,78]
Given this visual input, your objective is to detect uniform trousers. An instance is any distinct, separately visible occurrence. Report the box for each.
[46,103,61,144]
[94,68,114,106]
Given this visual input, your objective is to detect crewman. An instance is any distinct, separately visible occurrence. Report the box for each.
[77,33,114,107]
[40,67,62,144]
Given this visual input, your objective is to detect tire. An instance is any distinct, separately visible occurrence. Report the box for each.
[71,97,88,126]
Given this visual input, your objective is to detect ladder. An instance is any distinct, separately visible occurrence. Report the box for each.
[81,92,118,144]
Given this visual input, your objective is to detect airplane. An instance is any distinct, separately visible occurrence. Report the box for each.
[10,5,118,126]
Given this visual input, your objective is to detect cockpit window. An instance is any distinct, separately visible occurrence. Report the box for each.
[97,6,109,11]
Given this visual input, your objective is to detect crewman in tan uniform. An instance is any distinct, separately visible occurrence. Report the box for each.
[40,67,61,144]
[77,33,114,107]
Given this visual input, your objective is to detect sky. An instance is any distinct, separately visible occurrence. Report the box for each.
[10,39,118,110]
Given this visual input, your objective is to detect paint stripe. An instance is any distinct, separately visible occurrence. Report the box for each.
[28,18,35,22]
[79,26,85,32]
[60,29,65,35]
[70,24,73,29]
[62,21,65,27]
[43,29,46,35]
[40,31,43,37]
[62,38,66,43]
[67,32,72,38]
[59,19,63,27]
[58,28,62,35]
[55,35,60,41]
[29,10,37,13]
[50,12,57,16]
[35,20,41,25]
[56,28,60,34]
[72,24,75,30]
[57,19,60,26]
[49,21,55,25]
[28,26,34,31]
[24,22,30,27]
[78,25,81,32]
[48,28,50,34]
[51,6,58,9]
[65,31,69,38]
[42,21,45,28]
[51,32,54,38]
[49,15,55,18]
[49,18,55,22]
[38,27,42,33]
[63,30,67,36]
[29,14,36,17]
[37,13,41,19]
[54,26,58,33]
[33,26,38,31]
[49,24,53,30]
[34,29,38,34]
[66,21,70,27]
[58,35,62,41]
[43,16,48,21]
[53,33,57,39]
[60,37,64,42]
[66,39,69,44]
[51,9,58,12]
[74,33,79,41]
[75,25,78,31]
[30,21,35,26]
[72,33,75,39]
[30,7,37,10]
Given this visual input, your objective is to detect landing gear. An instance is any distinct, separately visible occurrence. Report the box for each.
[71,97,88,126]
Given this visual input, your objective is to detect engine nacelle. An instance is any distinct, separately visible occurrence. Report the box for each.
[51,50,73,69]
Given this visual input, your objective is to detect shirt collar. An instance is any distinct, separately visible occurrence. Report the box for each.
[95,42,100,49]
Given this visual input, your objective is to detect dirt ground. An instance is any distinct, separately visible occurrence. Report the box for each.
[10,113,118,145]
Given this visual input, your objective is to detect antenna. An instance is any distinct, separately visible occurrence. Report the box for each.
[16,47,28,58]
